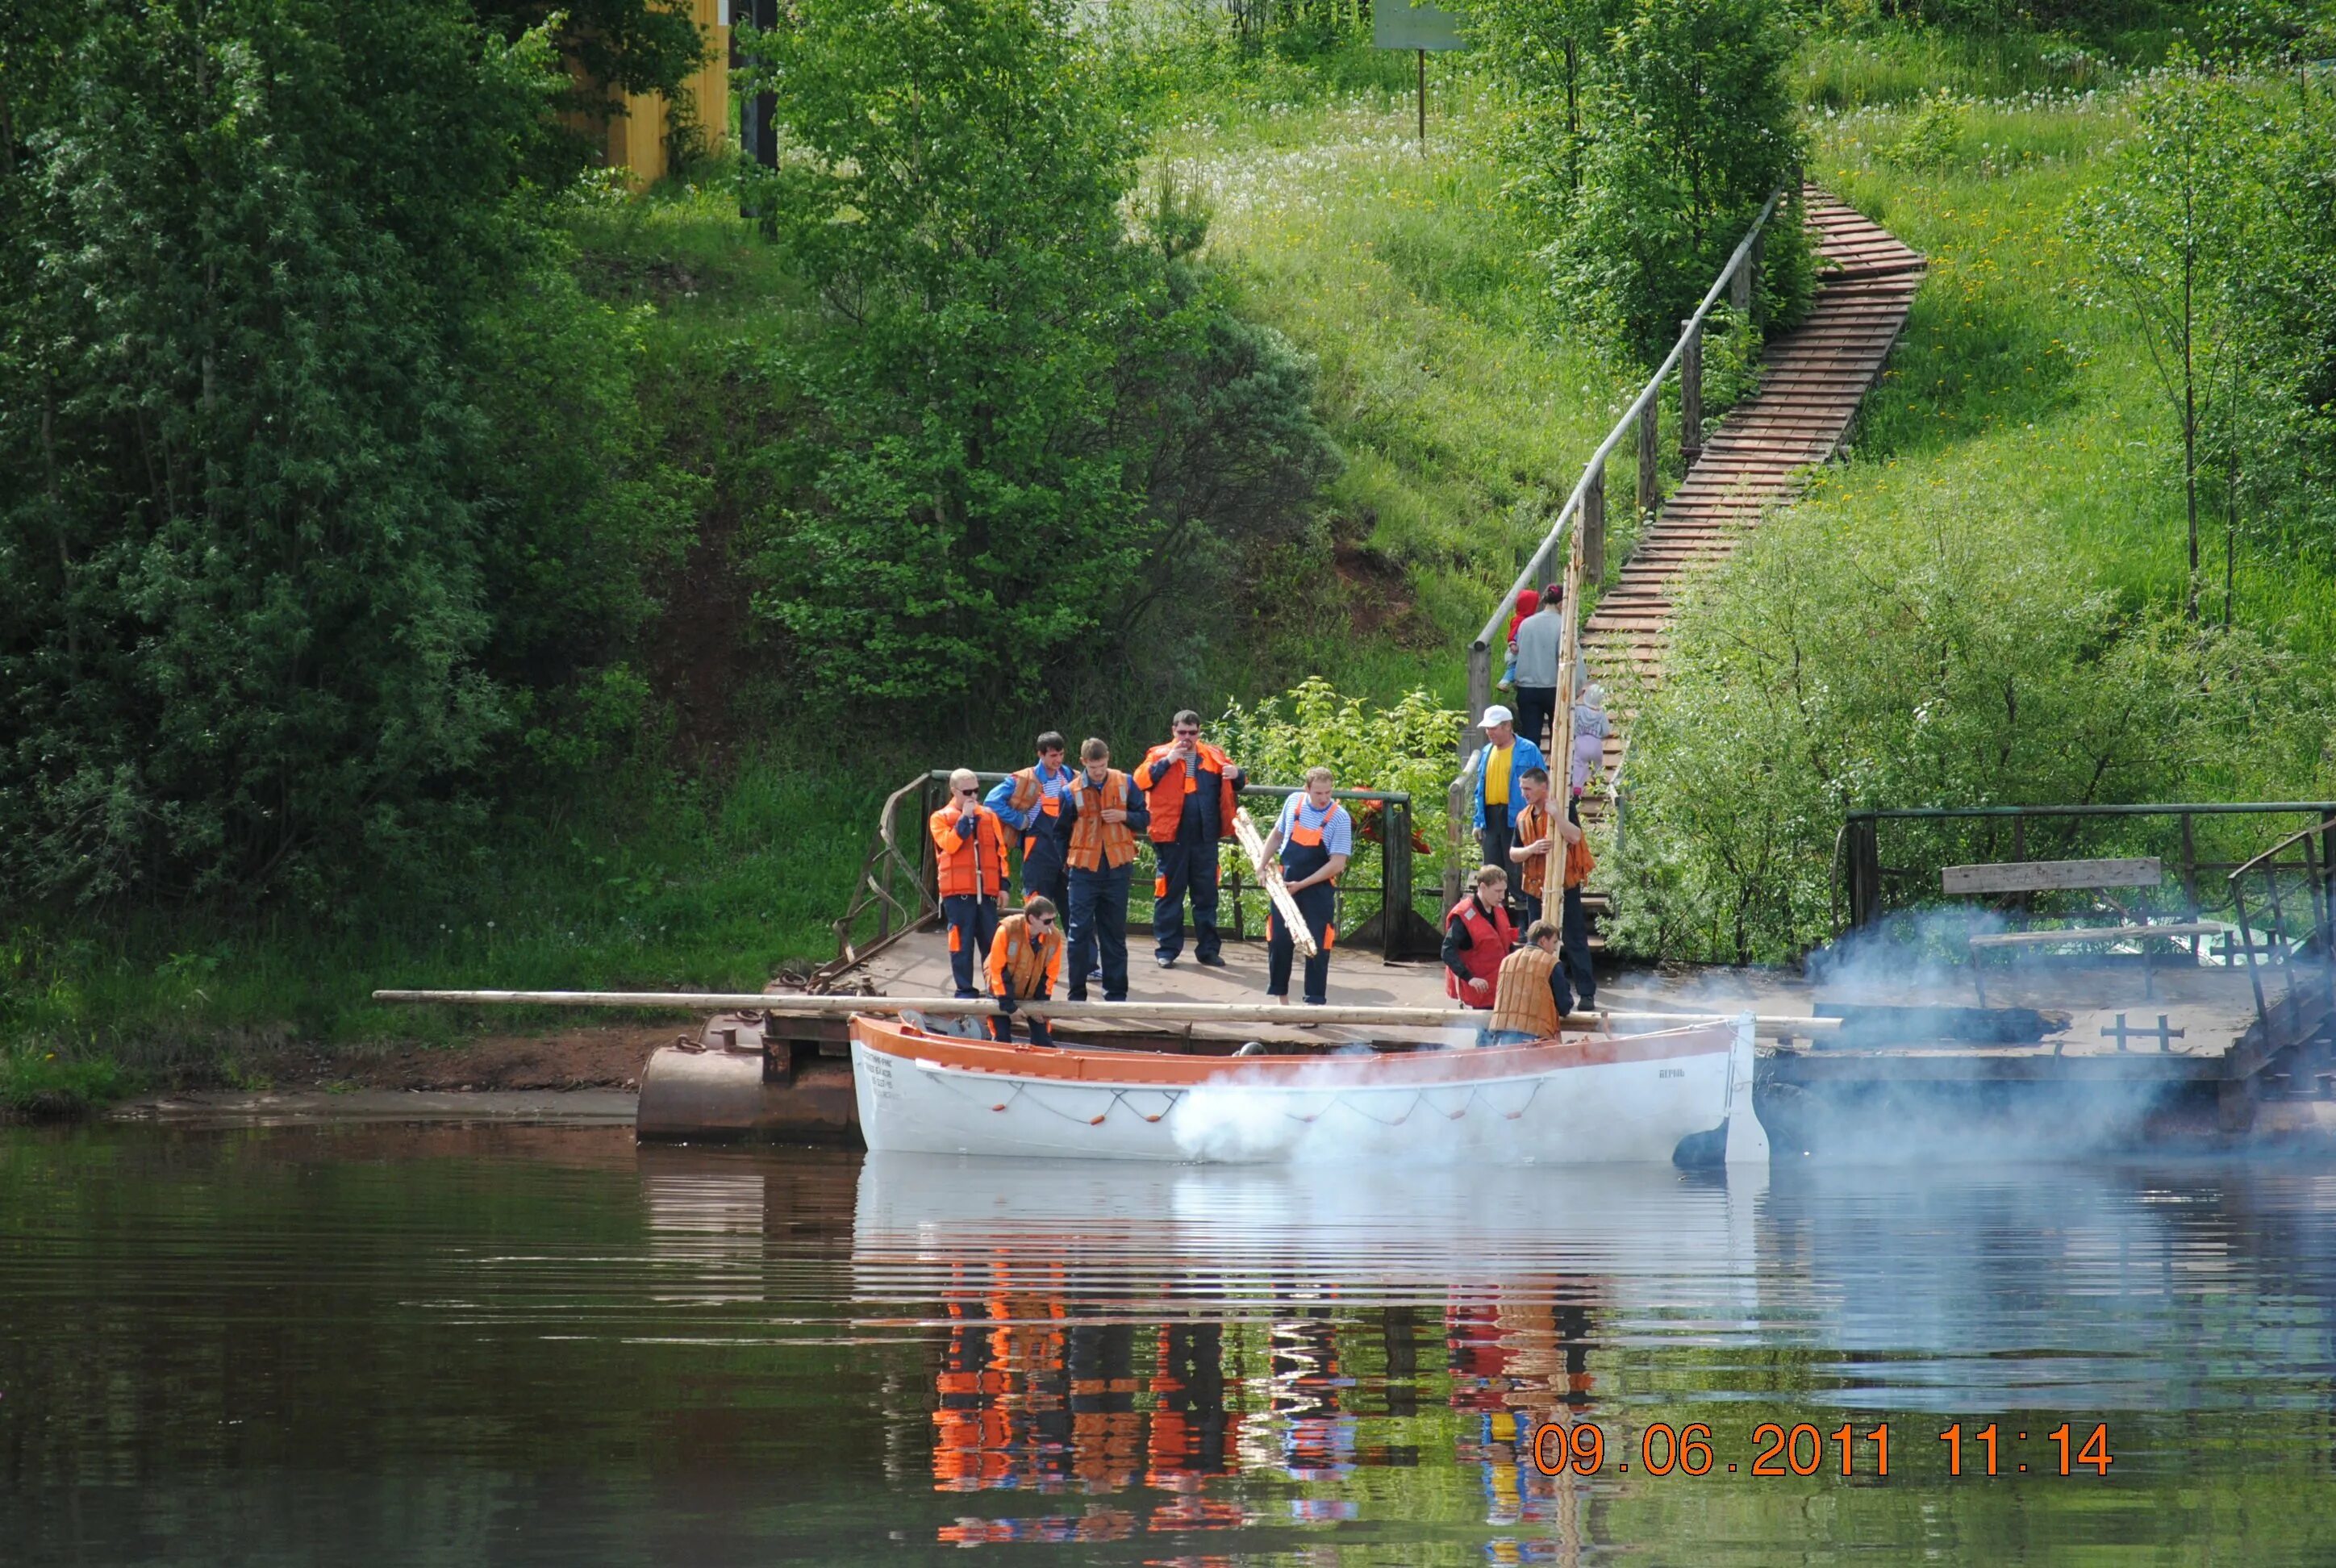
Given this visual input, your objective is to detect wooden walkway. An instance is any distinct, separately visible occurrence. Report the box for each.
[1581,190,1925,803]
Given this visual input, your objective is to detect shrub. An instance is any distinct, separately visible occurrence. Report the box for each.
[1607,501,2326,964]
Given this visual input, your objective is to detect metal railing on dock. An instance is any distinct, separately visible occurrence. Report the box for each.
[1836,802,2336,944]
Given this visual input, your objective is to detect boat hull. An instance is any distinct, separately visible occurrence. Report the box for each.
[848,1017,1739,1164]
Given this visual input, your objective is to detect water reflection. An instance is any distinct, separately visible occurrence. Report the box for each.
[10,1126,2336,1565]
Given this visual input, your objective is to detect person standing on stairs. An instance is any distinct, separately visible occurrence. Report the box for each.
[1509,583,1568,752]
[1469,707,1544,916]
[1498,586,1540,691]
[1133,711,1246,970]
[1261,766,1352,1007]
[1558,791,1598,1008]
[930,768,1013,999]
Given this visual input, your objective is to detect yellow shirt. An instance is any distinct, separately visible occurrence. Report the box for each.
[1484,744,1512,807]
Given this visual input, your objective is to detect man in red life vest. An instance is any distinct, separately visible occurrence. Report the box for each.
[930,767,1012,998]
[1059,738,1149,1003]
[987,895,1063,1047]
[1443,864,1516,1010]
[1133,709,1245,970]
[1260,766,1353,1007]
[984,731,1075,912]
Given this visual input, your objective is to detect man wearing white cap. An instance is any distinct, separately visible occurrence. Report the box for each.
[1469,705,1546,913]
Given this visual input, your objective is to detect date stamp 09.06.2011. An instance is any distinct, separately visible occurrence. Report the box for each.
[1527,1420,2115,1481]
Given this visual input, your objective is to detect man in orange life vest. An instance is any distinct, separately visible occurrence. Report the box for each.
[1133,710,1246,970]
[930,768,1012,999]
[1058,737,1149,1003]
[987,895,1063,1047]
[1505,765,1583,931]
[984,731,1075,911]
[1260,766,1352,1007]
[1443,864,1516,1010]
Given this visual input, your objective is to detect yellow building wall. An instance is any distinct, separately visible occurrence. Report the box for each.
[602,0,730,186]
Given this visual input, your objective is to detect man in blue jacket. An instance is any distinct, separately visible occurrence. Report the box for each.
[984,731,1077,911]
[1470,705,1545,918]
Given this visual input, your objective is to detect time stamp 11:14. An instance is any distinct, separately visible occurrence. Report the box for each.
[1528,1421,2116,1480]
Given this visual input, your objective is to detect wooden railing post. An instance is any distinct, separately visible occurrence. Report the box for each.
[1729,245,1753,315]
[1636,398,1660,523]
[1846,815,1881,930]
[1384,799,1415,959]
[1679,319,1704,465]
[1582,461,1606,587]
[1747,225,1767,326]
[1466,639,1493,729]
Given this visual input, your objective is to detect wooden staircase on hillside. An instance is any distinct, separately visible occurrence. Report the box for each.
[1575,191,1926,927]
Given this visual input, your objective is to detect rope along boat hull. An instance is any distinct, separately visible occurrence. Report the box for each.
[849,1016,1742,1164]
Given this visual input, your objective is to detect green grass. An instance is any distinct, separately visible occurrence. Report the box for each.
[1159,73,1654,645]
[1802,89,2336,653]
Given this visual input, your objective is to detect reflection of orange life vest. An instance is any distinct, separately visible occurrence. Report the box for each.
[1515,802,1551,897]
[986,912,1062,999]
[931,804,1011,897]
[1133,741,1238,844]
[1065,769,1137,870]
[1445,895,1514,1007]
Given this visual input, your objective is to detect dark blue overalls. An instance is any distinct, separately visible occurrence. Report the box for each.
[1266,801,1341,1006]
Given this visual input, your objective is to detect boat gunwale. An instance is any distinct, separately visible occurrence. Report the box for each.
[849,1015,1733,1087]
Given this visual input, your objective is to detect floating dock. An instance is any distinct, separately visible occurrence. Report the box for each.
[593,934,2335,1152]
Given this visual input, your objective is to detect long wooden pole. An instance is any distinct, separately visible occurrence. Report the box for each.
[1233,805,1317,958]
[369,989,1836,1037]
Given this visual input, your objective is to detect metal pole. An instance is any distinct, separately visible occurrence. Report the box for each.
[1417,49,1426,149]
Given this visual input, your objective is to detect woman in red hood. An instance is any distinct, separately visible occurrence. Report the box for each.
[1500,588,1541,690]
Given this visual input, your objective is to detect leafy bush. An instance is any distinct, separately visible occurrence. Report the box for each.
[1212,678,1466,923]
[734,0,1338,709]
[0,0,689,908]
[1473,0,1813,364]
[1607,502,2328,964]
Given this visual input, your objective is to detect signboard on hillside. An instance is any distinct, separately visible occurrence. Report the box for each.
[1374,0,1467,52]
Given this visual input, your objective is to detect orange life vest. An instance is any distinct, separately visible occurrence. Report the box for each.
[930,803,1011,898]
[1562,831,1596,889]
[1489,944,1563,1039]
[1065,769,1137,870]
[1008,765,1066,820]
[1445,895,1515,1008]
[1133,741,1238,845]
[987,912,1062,999]
[1514,800,1552,898]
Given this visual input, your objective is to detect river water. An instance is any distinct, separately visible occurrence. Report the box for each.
[6,1123,2336,1565]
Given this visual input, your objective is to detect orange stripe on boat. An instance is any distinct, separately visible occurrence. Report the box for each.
[848,1015,1726,1086]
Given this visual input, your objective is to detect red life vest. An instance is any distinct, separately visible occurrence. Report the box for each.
[1445,895,1515,1008]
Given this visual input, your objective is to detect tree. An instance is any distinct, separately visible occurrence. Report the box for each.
[1473,0,1809,363]
[732,0,1336,707]
[2071,56,2255,622]
[470,0,707,177]
[0,0,682,905]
